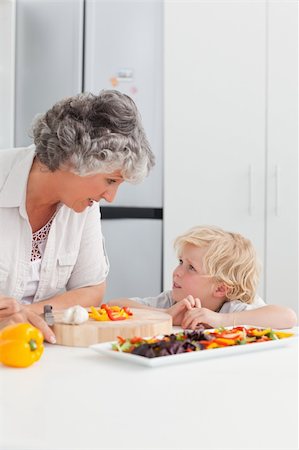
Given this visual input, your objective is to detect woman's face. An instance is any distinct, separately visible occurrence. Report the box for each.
[59,170,124,212]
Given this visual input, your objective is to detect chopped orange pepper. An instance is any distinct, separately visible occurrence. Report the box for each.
[213,337,237,346]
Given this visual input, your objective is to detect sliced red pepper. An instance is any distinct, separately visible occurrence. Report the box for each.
[102,304,126,321]
[130,336,144,344]
[108,312,127,321]
[256,335,271,341]
[198,340,211,348]
[117,336,126,345]
[123,306,133,316]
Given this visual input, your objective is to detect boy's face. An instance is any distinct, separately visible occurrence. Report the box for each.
[172,243,224,310]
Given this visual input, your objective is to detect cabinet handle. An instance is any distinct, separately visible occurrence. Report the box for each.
[275,165,280,216]
[248,165,253,216]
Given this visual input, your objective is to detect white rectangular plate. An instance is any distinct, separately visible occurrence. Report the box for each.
[89,327,297,368]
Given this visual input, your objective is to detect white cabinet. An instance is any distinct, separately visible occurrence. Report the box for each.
[265,1,298,312]
[163,0,298,313]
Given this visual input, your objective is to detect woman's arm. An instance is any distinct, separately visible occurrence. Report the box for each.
[0,296,22,317]
[106,298,153,309]
[181,304,298,330]
[0,296,56,343]
[25,283,106,315]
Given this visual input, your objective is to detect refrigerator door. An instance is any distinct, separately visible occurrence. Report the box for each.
[101,217,162,300]
[84,0,163,208]
[14,0,84,147]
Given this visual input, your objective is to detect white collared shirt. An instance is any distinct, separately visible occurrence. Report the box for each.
[0,146,109,303]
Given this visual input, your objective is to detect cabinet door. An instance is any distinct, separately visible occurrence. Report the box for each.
[164,1,266,294]
[266,1,298,312]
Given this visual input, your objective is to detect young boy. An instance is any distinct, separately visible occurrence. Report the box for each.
[109,225,297,329]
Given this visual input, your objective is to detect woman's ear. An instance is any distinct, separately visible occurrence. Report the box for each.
[214,283,229,299]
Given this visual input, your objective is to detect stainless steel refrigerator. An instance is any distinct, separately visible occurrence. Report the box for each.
[1,0,163,300]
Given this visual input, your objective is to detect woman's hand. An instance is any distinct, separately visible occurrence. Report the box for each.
[0,296,22,318]
[0,297,56,343]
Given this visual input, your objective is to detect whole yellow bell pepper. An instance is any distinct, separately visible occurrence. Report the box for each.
[0,323,44,368]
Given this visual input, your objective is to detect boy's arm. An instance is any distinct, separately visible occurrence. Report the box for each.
[107,297,193,325]
[227,305,297,329]
[181,304,297,330]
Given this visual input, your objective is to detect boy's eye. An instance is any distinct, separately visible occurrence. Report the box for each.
[189,265,196,272]
[107,179,116,185]
[178,259,183,265]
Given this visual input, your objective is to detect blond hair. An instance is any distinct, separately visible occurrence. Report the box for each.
[174,225,261,304]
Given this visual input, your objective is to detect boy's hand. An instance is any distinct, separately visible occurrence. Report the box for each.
[181,307,222,330]
[166,297,193,325]
[184,295,202,309]
[166,295,202,325]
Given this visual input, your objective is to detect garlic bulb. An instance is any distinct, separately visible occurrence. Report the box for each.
[62,305,89,325]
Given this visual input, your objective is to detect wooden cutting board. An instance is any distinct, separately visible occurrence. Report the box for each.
[52,308,172,347]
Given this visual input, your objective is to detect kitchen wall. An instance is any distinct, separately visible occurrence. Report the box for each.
[0,0,297,311]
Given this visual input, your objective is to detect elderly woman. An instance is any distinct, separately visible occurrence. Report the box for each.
[0,90,154,342]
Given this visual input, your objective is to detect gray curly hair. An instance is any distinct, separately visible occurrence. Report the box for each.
[31,90,155,183]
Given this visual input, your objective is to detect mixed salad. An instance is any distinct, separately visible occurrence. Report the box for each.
[112,326,294,358]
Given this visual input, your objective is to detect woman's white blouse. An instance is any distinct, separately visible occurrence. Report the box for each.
[0,146,109,303]
[21,259,42,304]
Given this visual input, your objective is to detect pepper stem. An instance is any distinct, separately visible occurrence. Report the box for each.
[29,339,37,351]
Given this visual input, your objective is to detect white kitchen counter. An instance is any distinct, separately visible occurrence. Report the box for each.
[0,328,298,450]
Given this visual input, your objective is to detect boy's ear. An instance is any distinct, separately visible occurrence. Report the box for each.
[214,283,229,299]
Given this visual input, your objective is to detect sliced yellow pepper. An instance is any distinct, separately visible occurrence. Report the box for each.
[274,331,294,339]
[250,328,272,337]
[89,306,109,321]
[89,305,133,321]
[110,306,121,312]
[206,342,221,349]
